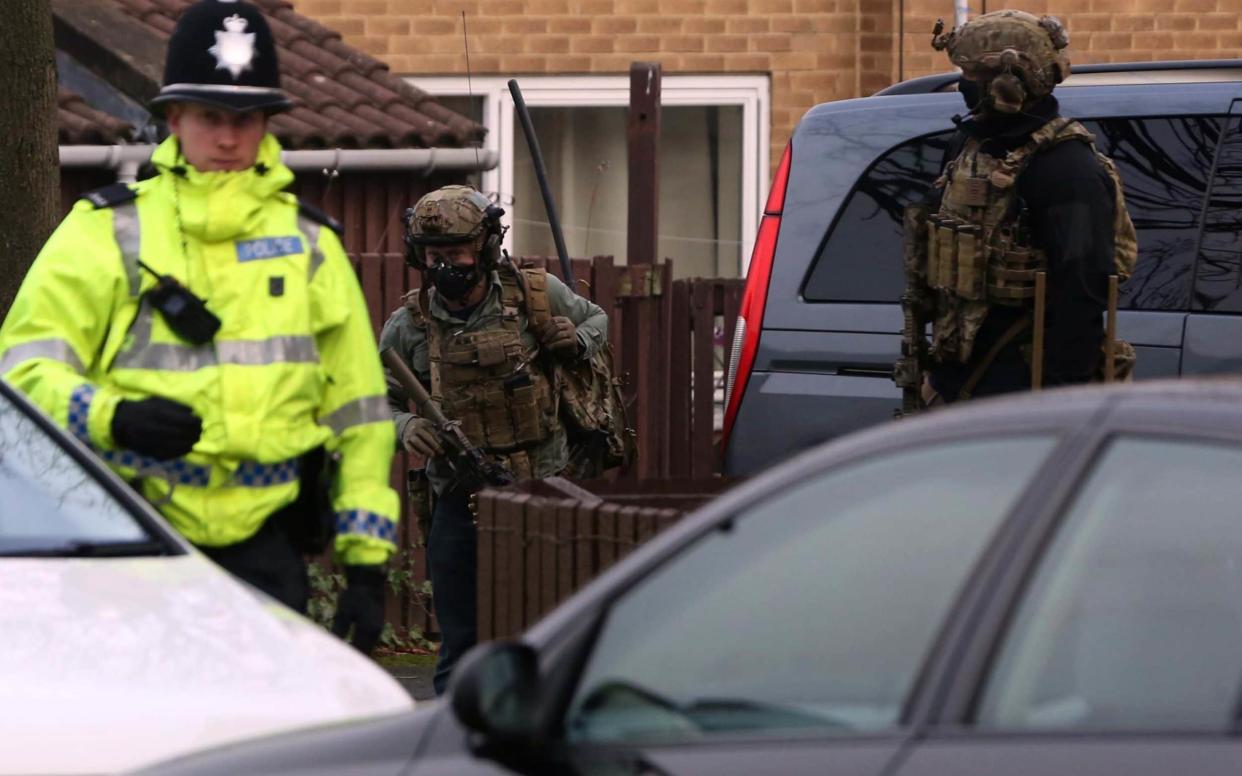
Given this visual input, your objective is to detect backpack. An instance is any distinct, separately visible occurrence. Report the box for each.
[511,264,637,478]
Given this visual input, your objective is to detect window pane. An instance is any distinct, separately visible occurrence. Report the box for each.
[1081,117,1219,312]
[978,436,1242,731]
[565,436,1056,743]
[512,105,745,278]
[803,117,1219,310]
[1193,117,1242,311]
[803,132,952,303]
[0,395,145,552]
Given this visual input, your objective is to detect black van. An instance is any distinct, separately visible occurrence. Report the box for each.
[723,61,1242,476]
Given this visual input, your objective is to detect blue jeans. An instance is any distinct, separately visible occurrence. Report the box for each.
[428,487,477,695]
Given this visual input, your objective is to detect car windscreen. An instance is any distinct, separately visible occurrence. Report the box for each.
[0,389,161,556]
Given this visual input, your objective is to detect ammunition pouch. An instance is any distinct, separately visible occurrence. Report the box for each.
[926,218,1047,307]
[439,327,556,452]
[1097,339,1137,383]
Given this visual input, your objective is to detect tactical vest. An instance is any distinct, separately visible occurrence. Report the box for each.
[405,266,558,480]
[924,117,1137,365]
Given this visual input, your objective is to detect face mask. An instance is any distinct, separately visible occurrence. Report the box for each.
[958,75,983,112]
[430,261,483,302]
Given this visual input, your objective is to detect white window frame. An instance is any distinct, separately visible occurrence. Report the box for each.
[407,74,770,274]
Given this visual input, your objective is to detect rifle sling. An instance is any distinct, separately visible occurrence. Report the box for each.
[958,314,1032,400]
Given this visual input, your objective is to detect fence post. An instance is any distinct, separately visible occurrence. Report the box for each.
[476,490,497,643]
[691,281,716,478]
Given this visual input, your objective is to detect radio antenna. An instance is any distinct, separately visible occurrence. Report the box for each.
[461,11,481,186]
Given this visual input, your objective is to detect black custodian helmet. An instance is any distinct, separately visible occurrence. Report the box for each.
[149,0,292,115]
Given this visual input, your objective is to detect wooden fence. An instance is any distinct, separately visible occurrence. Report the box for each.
[475,477,733,641]
[347,252,744,642]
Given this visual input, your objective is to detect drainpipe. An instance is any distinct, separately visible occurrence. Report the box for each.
[59,145,499,182]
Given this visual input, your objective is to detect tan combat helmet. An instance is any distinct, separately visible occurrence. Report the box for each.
[402,185,504,267]
[932,10,1071,114]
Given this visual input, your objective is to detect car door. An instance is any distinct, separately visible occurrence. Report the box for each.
[895,430,1242,776]
[1188,102,1242,374]
[522,433,1063,776]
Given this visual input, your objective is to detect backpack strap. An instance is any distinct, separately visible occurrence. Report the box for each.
[989,117,1087,189]
[402,288,427,328]
[498,261,554,339]
[497,264,528,337]
[402,287,443,403]
[520,267,553,334]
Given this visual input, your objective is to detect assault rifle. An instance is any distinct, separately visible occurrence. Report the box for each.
[380,348,515,492]
[894,205,933,416]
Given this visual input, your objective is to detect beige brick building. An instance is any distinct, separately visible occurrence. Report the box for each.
[292,0,1242,274]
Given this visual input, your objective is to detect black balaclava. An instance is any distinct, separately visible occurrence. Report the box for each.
[958,75,983,112]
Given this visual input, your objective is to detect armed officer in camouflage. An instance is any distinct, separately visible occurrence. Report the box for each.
[380,185,608,695]
[895,10,1136,409]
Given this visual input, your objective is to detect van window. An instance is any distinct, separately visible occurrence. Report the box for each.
[804,117,1220,311]
[1192,116,1242,311]
[1081,116,1220,312]
[802,132,952,303]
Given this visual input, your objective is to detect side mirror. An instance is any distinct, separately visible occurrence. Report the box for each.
[449,641,541,743]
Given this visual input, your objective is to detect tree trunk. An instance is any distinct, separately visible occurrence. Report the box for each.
[0,0,57,320]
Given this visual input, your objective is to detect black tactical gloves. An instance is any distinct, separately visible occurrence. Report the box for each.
[332,564,386,655]
[541,315,581,357]
[111,396,203,460]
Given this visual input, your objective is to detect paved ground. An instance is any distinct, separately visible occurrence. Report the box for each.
[383,660,437,701]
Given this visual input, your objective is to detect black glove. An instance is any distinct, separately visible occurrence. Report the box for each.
[111,396,202,460]
[332,564,386,655]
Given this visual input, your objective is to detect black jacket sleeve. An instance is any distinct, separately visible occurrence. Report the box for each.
[1019,140,1115,385]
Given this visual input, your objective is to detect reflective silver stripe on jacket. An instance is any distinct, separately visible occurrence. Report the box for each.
[218,336,318,367]
[114,302,318,372]
[336,510,397,543]
[113,202,142,297]
[299,216,325,282]
[320,395,389,436]
[0,339,86,376]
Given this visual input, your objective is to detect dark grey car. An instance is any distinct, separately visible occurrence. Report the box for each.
[723,60,1242,476]
[151,379,1242,775]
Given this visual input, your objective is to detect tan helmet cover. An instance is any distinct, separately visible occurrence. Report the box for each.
[408,185,494,245]
[933,10,1071,103]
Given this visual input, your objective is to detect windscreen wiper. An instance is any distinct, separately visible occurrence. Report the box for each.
[0,539,170,557]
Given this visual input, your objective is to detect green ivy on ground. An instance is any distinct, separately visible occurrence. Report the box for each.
[308,548,436,655]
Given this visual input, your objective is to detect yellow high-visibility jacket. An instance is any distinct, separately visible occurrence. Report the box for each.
[0,134,398,566]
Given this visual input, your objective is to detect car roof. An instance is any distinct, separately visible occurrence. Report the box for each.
[527,378,1242,649]
[875,59,1242,95]
[778,377,1242,472]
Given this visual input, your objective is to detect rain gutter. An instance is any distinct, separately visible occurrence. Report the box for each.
[59,145,498,183]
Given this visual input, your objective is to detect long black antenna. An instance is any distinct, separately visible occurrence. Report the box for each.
[509,79,574,285]
[461,11,481,183]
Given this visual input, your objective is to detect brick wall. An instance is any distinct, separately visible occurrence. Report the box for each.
[293,0,1242,180]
